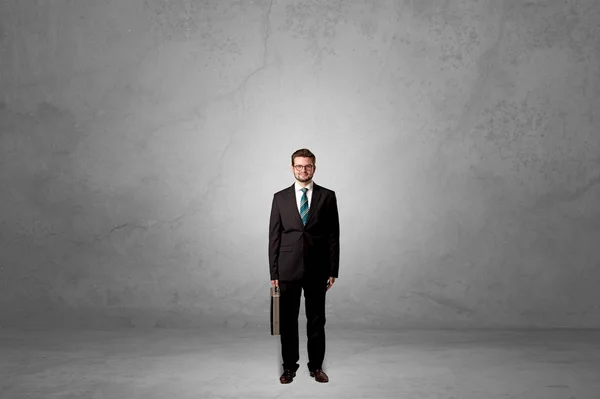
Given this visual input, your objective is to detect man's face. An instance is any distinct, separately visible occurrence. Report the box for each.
[291,157,316,183]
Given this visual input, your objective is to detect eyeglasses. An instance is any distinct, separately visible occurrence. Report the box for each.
[294,164,314,171]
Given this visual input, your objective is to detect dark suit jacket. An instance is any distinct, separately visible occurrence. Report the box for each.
[269,182,340,282]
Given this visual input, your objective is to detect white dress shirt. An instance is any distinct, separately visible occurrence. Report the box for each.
[294,180,314,214]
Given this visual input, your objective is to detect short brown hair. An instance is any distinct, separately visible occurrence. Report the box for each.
[291,148,316,166]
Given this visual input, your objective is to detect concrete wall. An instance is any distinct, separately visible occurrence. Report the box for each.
[1,0,599,330]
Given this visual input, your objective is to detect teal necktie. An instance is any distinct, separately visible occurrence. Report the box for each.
[300,187,309,226]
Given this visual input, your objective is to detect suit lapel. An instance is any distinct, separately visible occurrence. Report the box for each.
[306,184,322,226]
[287,185,303,228]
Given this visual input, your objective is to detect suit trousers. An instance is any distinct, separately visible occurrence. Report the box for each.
[279,273,328,372]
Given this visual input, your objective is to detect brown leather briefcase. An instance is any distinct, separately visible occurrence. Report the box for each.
[270,286,280,335]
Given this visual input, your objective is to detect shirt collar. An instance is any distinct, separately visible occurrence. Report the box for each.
[295,180,314,192]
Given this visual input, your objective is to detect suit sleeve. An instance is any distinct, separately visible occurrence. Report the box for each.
[268,194,282,280]
[327,191,340,278]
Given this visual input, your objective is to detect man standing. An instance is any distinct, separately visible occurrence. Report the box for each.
[268,148,340,384]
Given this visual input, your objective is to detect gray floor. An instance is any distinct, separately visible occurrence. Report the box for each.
[1,326,599,399]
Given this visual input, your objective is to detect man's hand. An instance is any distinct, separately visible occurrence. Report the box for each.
[326,277,335,291]
[271,280,279,288]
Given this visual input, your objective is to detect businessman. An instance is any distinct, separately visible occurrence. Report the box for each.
[268,148,340,384]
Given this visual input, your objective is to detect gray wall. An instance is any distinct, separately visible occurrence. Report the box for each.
[1,0,599,330]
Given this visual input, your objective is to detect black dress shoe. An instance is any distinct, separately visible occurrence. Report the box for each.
[309,369,329,383]
[280,369,296,384]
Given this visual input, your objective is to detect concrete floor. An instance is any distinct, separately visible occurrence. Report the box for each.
[1,327,599,399]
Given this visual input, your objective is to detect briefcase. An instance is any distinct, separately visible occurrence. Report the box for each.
[270,286,280,335]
